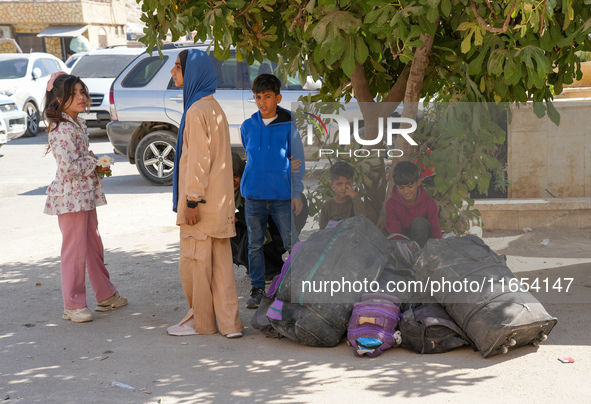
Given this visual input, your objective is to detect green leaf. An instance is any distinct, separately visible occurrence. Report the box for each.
[533,101,546,119]
[461,29,474,54]
[474,26,483,47]
[441,0,452,17]
[503,56,517,82]
[457,22,475,31]
[341,37,356,77]
[427,5,439,23]
[370,58,387,72]
[354,37,369,65]
[312,18,329,42]
[487,49,506,76]
[546,101,561,126]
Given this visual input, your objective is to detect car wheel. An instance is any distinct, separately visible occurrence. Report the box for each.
[135,130,177,185]
[24,102,40,137]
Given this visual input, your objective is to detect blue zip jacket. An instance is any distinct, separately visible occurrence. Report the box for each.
[240,106,305,201]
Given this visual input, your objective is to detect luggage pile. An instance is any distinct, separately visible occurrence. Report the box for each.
[251,216,557,358]
[412,235,557,357]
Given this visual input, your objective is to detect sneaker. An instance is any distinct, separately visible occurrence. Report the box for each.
[225,332,243,339]
[167,318,199,336]
[62,307,93,323]
[95,292,128,312]
[245,287,265,309]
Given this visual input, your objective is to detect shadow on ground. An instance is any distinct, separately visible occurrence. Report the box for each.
[1,240,588,403]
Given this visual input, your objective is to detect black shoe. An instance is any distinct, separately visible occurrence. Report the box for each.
[264,271,280,284]
[246,287,265,309]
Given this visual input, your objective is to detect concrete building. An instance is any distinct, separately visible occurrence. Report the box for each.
[0,0,127,60]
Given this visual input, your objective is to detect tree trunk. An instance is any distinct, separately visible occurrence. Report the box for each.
[377,30,437,230]
[350,62,408,224]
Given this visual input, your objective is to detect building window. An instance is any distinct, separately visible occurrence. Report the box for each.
[16,33,45,53]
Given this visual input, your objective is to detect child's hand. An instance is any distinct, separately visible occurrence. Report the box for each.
[185,205,201,225]
[292,197,303,216]
[96,166,112,177]
[344,184,357,198]
[290,157,302,173]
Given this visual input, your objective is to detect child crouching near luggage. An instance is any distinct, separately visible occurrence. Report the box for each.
[319,161,366,229]
[385,161,442,248]
[43,72,127,323]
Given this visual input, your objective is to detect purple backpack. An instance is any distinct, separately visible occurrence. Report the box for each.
[347,293,402,357]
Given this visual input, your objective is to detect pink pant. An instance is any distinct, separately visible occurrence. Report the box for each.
[58,209,116,310]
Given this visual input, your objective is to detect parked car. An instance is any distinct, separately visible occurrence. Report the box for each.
[107,43,321,185]
[64,52,87,69]
[70,47,146,129]
[0,94,27,139]
[0,114,7,149]
[0,52,68,137]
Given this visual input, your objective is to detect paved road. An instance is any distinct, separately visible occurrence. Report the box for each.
[0,131,589,403]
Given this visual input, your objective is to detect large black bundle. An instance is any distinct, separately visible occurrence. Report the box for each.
[269,215,395,347]
[413,235,557,358]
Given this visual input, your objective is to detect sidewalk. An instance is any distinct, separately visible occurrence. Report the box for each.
[1,132,590,403]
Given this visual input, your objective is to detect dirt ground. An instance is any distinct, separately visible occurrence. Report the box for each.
[1,132,590,403]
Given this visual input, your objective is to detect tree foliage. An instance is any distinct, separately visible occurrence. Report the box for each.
[139,0,591,232]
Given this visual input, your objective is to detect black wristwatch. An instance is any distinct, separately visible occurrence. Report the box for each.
[187,200,205,209]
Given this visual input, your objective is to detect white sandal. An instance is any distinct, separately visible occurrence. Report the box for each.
[167,317,199,336]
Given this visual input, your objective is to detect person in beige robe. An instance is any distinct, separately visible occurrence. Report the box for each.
[167,49,243,338]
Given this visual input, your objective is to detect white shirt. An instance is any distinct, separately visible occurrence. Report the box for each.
[262,115,277,126]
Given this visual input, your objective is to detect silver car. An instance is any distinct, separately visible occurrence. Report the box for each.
[107,44,320,185]
[70,47,147,129]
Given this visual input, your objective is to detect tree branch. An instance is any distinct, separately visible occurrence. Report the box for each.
[389,42,403,61]
[485,0,498,19]
[351,61,374,102]
[236,0,256,19]
[470,1,516,34]
[289,5,306,32]
[540,0,547,35]
[383,66,409,103]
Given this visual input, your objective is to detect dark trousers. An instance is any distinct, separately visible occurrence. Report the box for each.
[409,217,432,248]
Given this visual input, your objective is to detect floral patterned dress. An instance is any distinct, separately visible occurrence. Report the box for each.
[44,113,107,215]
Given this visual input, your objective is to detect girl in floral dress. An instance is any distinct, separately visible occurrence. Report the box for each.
[43,72,127,323]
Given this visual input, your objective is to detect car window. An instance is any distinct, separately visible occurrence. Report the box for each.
[0,58,28,79]
[209,53,238,89]
[248,60,303,90]
[42,58,62,74]
[33,59,48,77]
[123,55,169,88]
[72,54,139,78]
[166,52,245,90]
[65,57,78,69]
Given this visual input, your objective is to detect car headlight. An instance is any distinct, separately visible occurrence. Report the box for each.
[0,88,17,97]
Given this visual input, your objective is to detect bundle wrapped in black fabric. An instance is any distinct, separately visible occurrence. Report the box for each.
[269,215,396,347]
[412,235,557,358]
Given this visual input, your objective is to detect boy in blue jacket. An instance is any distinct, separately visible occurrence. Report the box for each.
[241,73,305,308]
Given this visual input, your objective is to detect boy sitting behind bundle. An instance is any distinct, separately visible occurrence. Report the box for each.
[385,161,441,248]
[319,161,365,229]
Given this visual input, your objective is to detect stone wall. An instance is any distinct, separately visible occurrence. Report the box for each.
[44,37,62,59]
[0,0,126,25]
[0,0,127,55]
[0,41,18,53]
[0,1,84,25]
